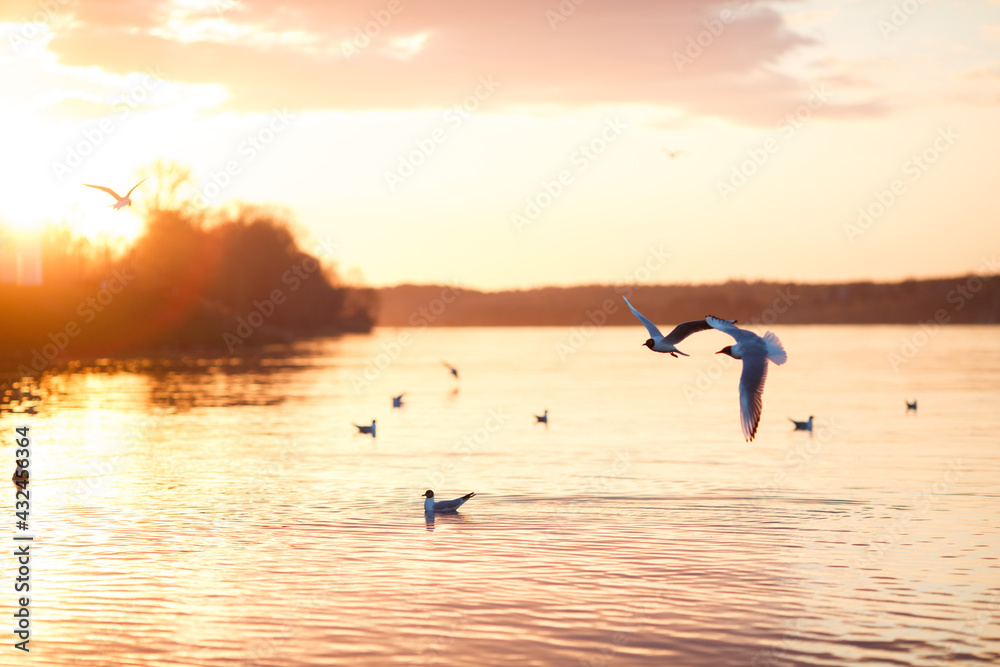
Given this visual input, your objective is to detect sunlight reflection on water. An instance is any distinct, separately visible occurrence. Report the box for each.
[5,326,1000,666]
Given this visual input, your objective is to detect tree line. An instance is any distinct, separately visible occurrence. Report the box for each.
[375,275,1000,327]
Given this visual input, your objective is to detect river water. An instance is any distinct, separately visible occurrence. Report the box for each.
[4,325,999,666]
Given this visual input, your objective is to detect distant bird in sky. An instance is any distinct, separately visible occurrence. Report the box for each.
[83,178,147,210]
[392,394,405,408]
[708,316,788,442]
[442,362,459,379]
[423,490,475,513]
[535,409,548,424]
[906,400,918,412]
[789,416,814,432]
[624,296,734,358]
[354,419,376,437]
[662,149,688,159]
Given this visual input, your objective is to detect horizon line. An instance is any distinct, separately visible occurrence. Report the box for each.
[367,270,999,294]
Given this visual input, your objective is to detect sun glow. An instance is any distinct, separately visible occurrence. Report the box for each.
[73,208,144,245]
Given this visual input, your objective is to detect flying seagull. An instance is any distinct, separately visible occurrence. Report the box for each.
[353,419,376,437]
[392,394,405,408]
[623,296,734,358]
[442,362,459,379]
[708,316,787,442]
[789,416,814,432]
[535,409,548,424]
[906,400,917,412]
[83,178,147,210]
[423,490,475,513]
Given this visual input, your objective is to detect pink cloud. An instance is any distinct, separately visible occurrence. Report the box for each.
[40,0,859,124]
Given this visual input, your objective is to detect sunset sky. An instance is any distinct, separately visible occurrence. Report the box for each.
[1,0,998,289]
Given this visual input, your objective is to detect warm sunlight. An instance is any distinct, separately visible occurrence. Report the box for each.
[0,203,143,245]
[2,2,999,666]
[2,0,997,287]
[73,208,144,244]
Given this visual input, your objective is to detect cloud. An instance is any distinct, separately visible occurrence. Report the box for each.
[37,97,119,120]
[35,0,839,125]
[782,7,840,28]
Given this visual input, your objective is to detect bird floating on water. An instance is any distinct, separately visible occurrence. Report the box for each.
[354,419,376,437]
[708,316,787,442]
[906,400,917,412]
[83,178,147,210]
[442,362,459,379]
[624,297,735,358]
[423,490,475,513]
[392,394,405,408]
[789,416,814,432]
[535,409,548,424]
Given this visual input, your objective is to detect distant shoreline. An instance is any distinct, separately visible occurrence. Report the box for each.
[374,274,1000,327]
[3,273,995,381]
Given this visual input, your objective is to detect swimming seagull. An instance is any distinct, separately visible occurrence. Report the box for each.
[83,178,147,210]
[789,416,814,432]
[353,419,376,437]
[535,409,548,424]
[442,362,459,379]
[708,316,787,442]
[906,400,917,412]
[423,490,475,513]
[623,296,734,358]
[392,394,405,408]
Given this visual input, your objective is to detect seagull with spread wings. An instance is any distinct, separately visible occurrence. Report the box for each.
[623,296,733,358]
[83,178,147,210]
[708,316,787,442]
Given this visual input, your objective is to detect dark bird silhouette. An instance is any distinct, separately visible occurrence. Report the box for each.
[535,409,548,424]
[392,394,405,408]
[906,400,917,412]
[624,297,735,358]
[789,416,814,431]
[442,362,459,379]
[353,419,376,437]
